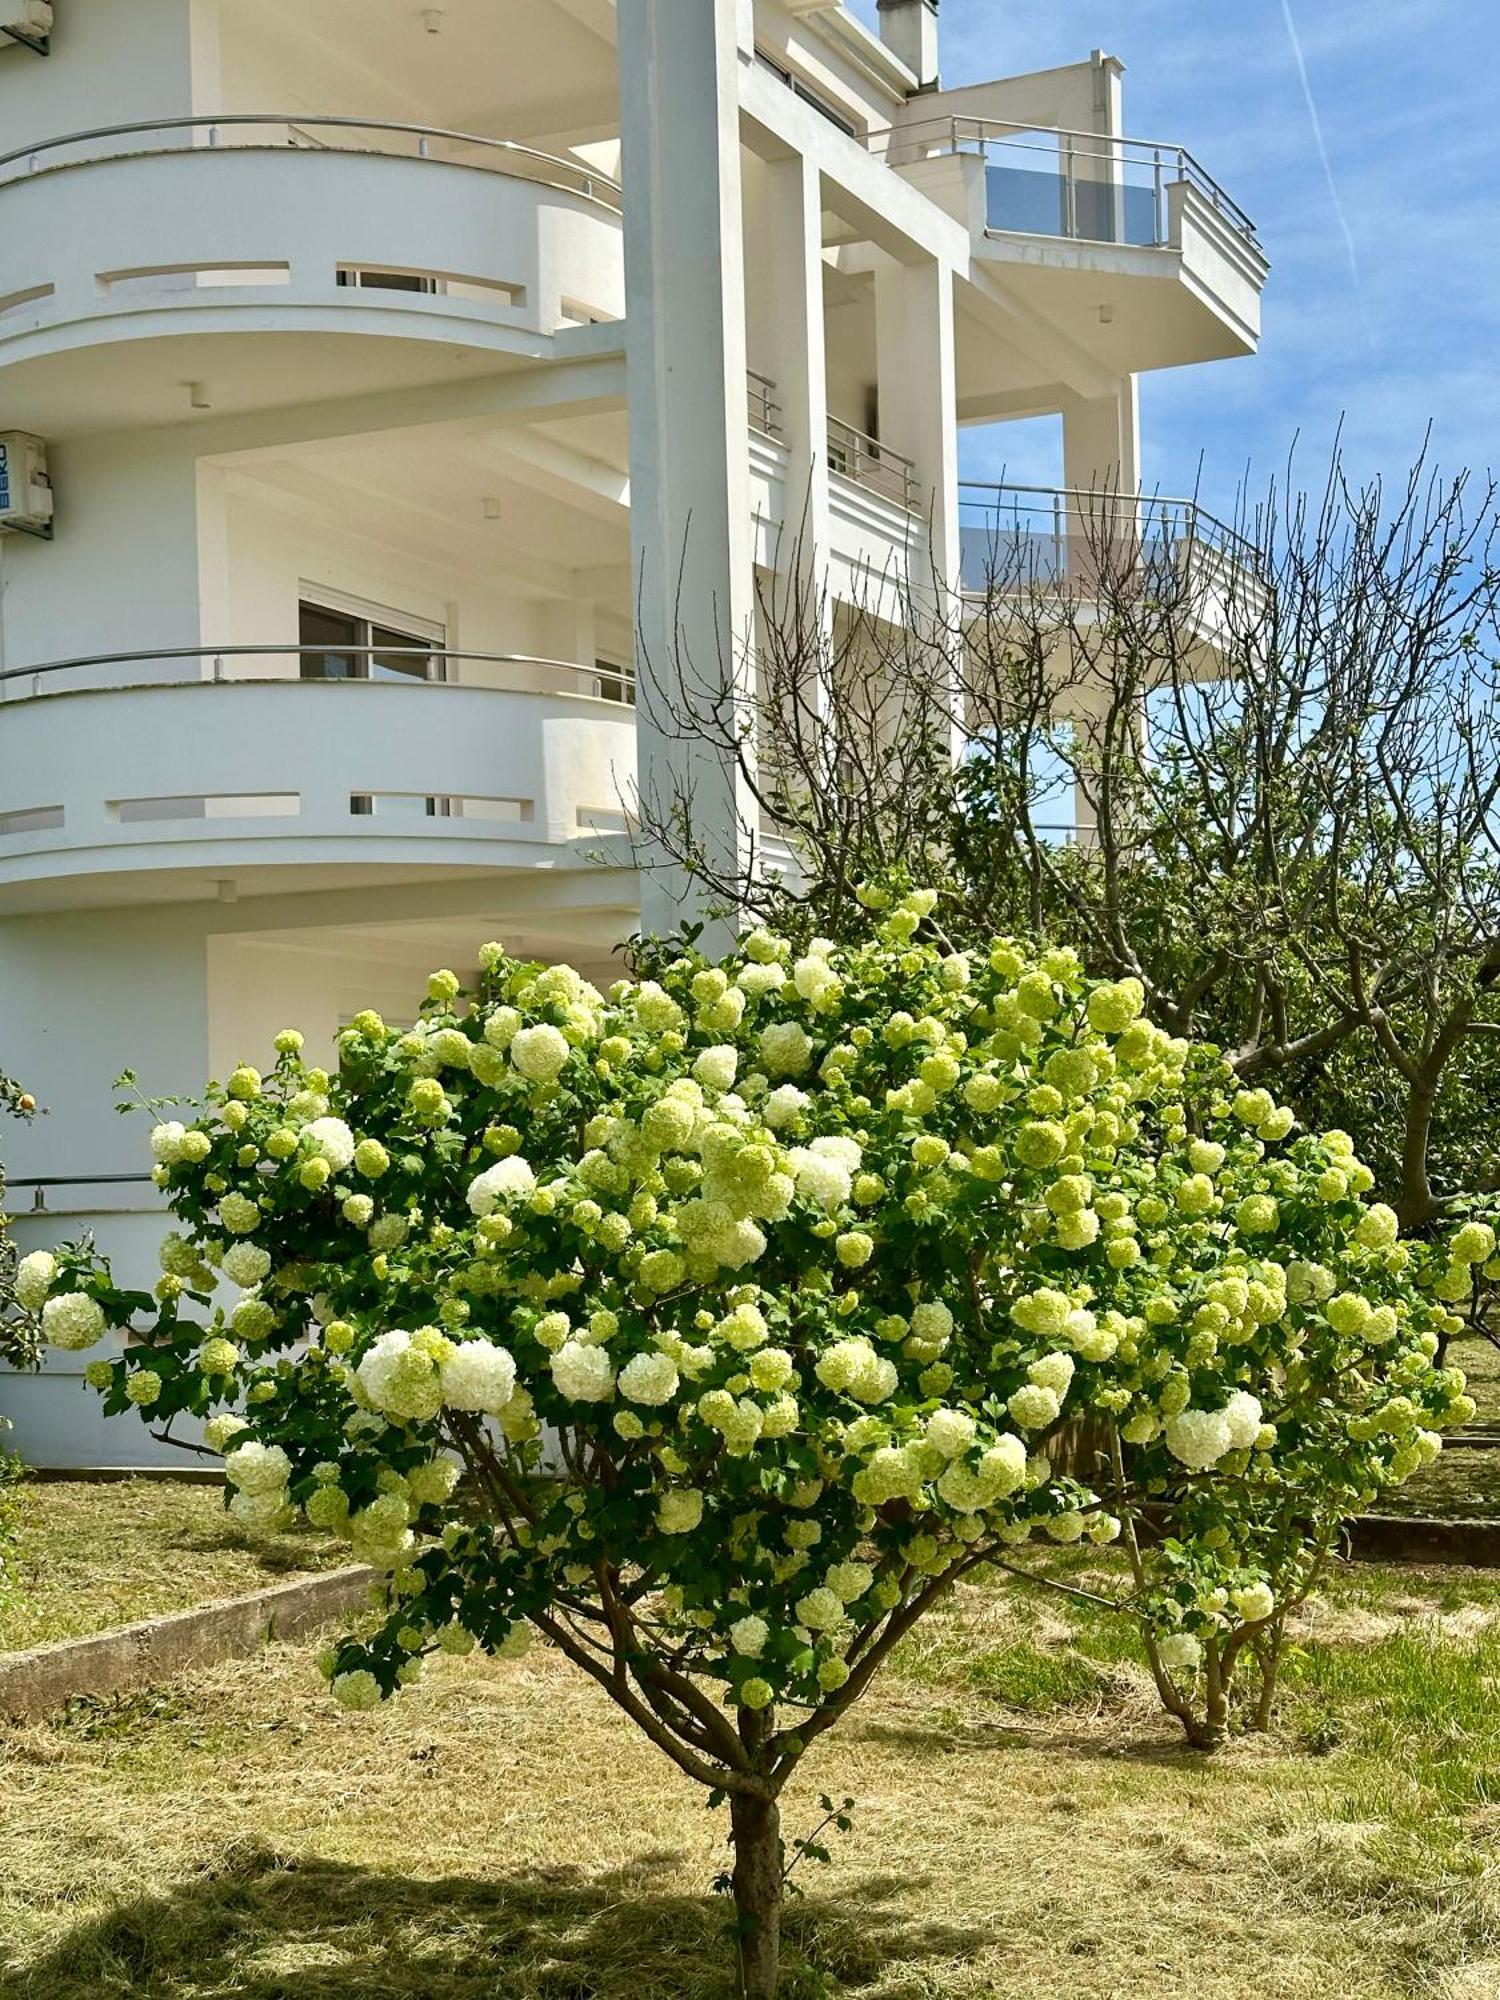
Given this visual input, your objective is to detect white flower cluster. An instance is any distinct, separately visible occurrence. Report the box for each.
[43,889,1474,1741]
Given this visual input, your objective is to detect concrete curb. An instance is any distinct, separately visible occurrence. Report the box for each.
[0,1564,376,1723]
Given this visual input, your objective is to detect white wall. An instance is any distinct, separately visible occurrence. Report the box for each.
[0,895,632,1466]
[216,8,427,126]
[0,434,204,671]
[208,930,490,1075]
[0,0,207,154]
[218,473,554,672]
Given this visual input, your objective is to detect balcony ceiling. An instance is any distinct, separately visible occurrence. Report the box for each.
[219,409,632,593]
[0,329,553,441]
[230,0,621,148]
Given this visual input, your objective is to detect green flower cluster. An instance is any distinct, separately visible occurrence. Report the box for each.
[31,898,1470,1732]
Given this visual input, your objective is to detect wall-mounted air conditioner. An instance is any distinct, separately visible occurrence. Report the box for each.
[0,1,52,55]
[0,434,54,538]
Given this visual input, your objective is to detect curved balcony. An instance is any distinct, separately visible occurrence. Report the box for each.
[0,118,625,433]
[0,647,639,907]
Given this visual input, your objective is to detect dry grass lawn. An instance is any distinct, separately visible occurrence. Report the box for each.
[4,1555,1500,1999]
[0,1479,341,1655]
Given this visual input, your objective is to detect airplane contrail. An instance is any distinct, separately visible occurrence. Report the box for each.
[1279,0,1373,345]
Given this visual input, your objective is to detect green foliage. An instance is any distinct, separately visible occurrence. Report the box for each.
[23,897,1483,1992]
[0,1064,39,1370]
[0,1451,28,1626]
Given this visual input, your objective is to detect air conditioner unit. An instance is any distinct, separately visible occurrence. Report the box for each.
[0,1,52,54]
[0,434,54,538]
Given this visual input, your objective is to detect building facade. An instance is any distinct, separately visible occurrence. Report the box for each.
[0,0,1267,1465]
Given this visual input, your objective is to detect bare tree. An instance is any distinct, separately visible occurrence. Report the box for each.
[634,448,1500,1234]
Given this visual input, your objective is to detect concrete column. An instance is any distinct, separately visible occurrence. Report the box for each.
[761,151,834,716]
[1074,50,1127,244]
[1062,381,1140,495]
[872,252,963,758]
[1060,377,1141,837]
[874,253,960,604]
[619,0,758,946]
[1062,378,1141,571]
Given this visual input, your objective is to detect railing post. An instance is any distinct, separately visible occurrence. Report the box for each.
[418,134,430,159]
[1154,148,1164,245]
[1063,135,1076,238]
[208,124,218,149]
[212,655,224,682]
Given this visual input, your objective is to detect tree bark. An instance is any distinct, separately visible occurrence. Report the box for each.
[730,1791,783,1999]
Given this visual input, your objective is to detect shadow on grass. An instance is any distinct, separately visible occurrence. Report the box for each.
[848,1712,1214,1769]
[161,1521,339,1579]
[0,1841,987,2000]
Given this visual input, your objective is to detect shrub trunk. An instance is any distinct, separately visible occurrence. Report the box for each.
[731,1791,783,1998]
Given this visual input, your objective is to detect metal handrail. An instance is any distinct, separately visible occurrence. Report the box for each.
[0,115,623,213]
[959,481,1259,564]
[747,368,783,438]
[872,115,1258,251]
[4,1173,158,1214]
[958,480,1265,583]
[0,644,639,703]
[827,415,919,512]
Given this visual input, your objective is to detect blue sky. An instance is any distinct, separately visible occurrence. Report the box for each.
[849,0,1494,514]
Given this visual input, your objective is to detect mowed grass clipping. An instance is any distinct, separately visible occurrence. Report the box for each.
[6,1558,1500,1999]
[0,1479,342,1655]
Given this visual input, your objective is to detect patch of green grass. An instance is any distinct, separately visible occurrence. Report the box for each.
[0,1479,342,1655]
[1380,1337,1500,1517]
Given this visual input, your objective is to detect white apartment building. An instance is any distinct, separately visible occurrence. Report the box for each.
[0,0,1267,1466]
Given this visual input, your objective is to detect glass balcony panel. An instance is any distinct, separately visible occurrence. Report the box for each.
[985,161,1163,246]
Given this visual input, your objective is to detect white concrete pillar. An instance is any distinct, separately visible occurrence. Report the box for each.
[1062,378,1141,569]
[875,252,960,609]
[1060,377,1141,837]
[760,150,836,731]
[619,0,758,947]
[1062,381,1140,495]
[874,252,962,755]
[1074,50,1127,244]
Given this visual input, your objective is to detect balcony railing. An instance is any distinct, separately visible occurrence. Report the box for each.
[0,115,622,211]
[4,1173,157,1216]
[0,645,637,703]
[747,368,782,438]
[958,482,1264,592]
[827,416,919,512]
[874,117,1259,254]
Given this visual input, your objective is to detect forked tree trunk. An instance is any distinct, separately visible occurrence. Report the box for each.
[730,1791,783,1998]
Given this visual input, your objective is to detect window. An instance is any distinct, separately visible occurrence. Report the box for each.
[754,50,859,140]
[594,657,636,705]
[298,601,446,683]
[349,793,451,819]
[299,599,449,820]
[336,268,438,296]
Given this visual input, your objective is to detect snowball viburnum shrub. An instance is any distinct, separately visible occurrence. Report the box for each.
[26,899,1475,1993]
